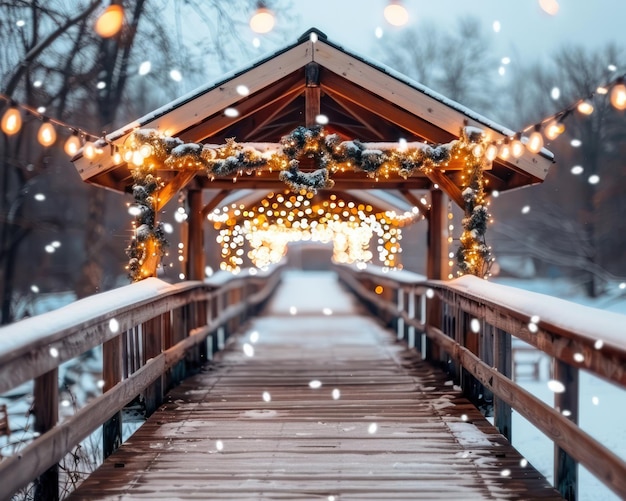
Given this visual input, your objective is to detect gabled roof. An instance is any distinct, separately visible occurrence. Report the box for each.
[72,28,553,202]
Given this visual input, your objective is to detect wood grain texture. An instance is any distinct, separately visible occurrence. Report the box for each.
[69,272,561,500]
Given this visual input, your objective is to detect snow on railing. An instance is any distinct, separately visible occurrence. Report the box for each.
[0,264,284,500]
[335,263,626,501]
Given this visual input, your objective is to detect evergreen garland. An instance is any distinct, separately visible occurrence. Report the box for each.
[455,129,493,277]
[127,125,493,279]
[125,170,168,282]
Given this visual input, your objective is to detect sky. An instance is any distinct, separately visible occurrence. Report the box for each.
[281,0,625,68]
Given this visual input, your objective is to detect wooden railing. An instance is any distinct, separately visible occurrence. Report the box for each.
[335,264,626,501]
[0,264,283,501]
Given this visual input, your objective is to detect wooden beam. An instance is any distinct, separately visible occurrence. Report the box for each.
[186,190,205,281]
[324,93,391,141]
[400,189,430,221]
[322,71,455,145]
[179,77,305,142]
[305,62,321,127]
[156,171,197,211]
[201,190,230,218]
[73,41,315,180]
[425,170,465,209]
[314,40,553,181]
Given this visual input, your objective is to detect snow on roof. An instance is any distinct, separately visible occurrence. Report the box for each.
[104,28,552,161]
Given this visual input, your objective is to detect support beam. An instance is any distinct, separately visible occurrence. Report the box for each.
[305,62,321,128]
[186,190,205,281]
[425,170,465,209]
[156,171,197,211]
[427,189,447,280]
[201,190,230,219]
[400,189,430,221]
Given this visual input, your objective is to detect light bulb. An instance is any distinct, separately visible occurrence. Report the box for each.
[83,141,97,159]
[37,121,56,147]
[511,137,524,158]
[545,120,565,140]
[64,133,81,156]
[499,142,511,160]
[485,143,498,161]
[249,3,275,34]
[1,106,22,135]
[94,4,124,38]
[577,100,594,115]
[384,0,409,26]
[610,82,626,110]
[527,130,544,153]
[539,0,560,16]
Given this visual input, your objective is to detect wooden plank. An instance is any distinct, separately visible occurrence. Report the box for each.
[156,171,197,211]
[69,272,561,501]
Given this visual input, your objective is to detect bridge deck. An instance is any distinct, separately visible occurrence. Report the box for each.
[69,271,561,500]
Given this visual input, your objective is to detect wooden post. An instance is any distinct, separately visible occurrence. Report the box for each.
[494,328,512,440]
[102,337,123,458]
[143,317,163,416]
[554,360,579,501]
[305,62,321,127]
[186,189,205,281]
[33,368,58,501]
[425,189,447,363]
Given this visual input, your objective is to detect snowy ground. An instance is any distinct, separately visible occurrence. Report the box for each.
[1,274,624,500]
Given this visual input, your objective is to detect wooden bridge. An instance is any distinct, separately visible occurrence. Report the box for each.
[1,263,625,500]
[2,28,625,501]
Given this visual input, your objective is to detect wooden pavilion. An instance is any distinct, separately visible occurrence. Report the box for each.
[71,28,553,281]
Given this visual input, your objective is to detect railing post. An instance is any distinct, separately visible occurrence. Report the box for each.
[493,327,512,440]
[102,336,123,459]
[143,317,163,416]
[407,289,416,349]
[33,368,59,501]
[554,359,579,501]
[396,287,405,340]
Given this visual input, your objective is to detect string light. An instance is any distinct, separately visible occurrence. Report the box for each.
[94,3,124,38]
[249,1,275,34]
[384,0,409,26]
[64,131,81,156]
[610,78,626,110]
[1,104,22,135]
[545,119,565,140]
[37,120,56,147]
[576,99,594,115]
[526,125,544,153]
[511,134,524,158]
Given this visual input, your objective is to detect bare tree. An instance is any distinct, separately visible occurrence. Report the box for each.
[376,17,500,114]
[0,0,292,324]
[492,43,626,296]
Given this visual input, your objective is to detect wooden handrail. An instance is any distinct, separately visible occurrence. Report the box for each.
[0,264,284,500]
[335,264,626,501]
